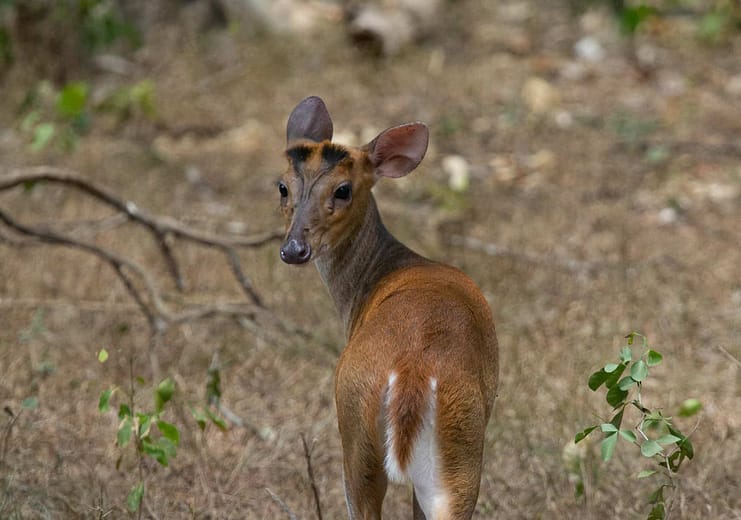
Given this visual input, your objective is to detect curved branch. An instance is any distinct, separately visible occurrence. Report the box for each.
[0,207,266,337]
[0,166,284,306]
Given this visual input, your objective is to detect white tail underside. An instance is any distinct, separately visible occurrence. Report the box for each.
[383,372,448,518]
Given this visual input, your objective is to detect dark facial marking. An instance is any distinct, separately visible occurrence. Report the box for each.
[286,145,314,173]
[321,143,349,169]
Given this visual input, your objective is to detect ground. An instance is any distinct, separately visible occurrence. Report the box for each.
[0,0,740,518]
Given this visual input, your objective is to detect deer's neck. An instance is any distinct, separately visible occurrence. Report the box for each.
[315,195,426,339]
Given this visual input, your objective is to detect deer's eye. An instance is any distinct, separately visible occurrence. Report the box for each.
[278,182,288,198]
[333,183,352,201]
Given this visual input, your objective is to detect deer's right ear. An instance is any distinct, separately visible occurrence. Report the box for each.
[367,123,429,179]
[286,96,334,145]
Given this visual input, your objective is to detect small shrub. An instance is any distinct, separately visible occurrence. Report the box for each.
[573,332,700,519]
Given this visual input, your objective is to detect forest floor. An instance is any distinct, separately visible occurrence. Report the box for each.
[1,1,740,518]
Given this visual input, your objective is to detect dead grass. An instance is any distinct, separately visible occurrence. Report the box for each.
[1,1,740,518]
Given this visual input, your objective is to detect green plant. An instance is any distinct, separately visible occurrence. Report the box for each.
[97,348,180,516]
[19,80,91,151]
[97,79,157,123]
[18,78,156,151]
[574,332,700,519]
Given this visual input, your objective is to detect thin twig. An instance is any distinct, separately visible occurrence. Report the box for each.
[301,433,323,520]
[1,408,22,465]
[717,345,741,369]
[265,488,298,520]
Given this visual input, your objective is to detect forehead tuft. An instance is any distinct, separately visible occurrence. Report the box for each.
[286,142,350,177]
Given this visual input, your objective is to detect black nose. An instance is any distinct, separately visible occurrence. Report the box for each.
[280,238,312,264]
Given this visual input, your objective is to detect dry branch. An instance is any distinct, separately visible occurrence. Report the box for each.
[265,488,298,520]
[0,166,282,305]
[301,433,324,520]
[0,166,294,348]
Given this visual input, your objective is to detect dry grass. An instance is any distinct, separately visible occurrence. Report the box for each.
[1,1,740,518]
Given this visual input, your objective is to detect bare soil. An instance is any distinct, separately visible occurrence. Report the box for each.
[1,1,740,518]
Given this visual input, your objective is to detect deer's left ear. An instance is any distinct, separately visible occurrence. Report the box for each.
[287,96,334,144]
[367,123,428,179]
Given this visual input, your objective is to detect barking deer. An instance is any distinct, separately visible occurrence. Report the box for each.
[278,96,499,519]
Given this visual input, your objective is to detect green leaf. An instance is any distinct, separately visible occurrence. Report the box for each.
[678,398,702,417]
[141,438,167,465]
[619,430,637,443]
[191,406,208,431]
[604,363,626,389]
[606,385,628,408]
[609,408,624,430]
[98,388,114,412]
[641,440,663,457]
[647,349,663,367]
[574,425,597,444]
[638,469,658,479]
[141,437,176,466]
[117,416,133,447]
[588,369,609,391]
[600,423,618,433]
[648,485,665,505]
[668,450,685,472]
[138,413,153,438]
[619,5,656,35]
[156,420,180,447]
[618,376,636,391]
[56,82,88,119]
[601,432,618,462]
[679,436,694,460]
[155,378,175,412]
[620,346,632,363]
[206,408,228,432]
[604,363,619,373]
[22,396,39,410]
[31,123,55,151]
[98,348,109,363]
[656,434,682,445]
[647,502,665,520]
[126,482,144,512]
[118,403,132,419]
[668,424,694,459]
[630,360,648,382]
[158,437,177,459]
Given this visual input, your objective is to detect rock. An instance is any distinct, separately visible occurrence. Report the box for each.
[524,149,555,171]
[442,155,470,192]
[522,77,559,114]
[554,110,574,129]
[658,207,679,225]
[726,74,741,97]
[574,36,605,63]
[220,0,342,35]
[348,0,441,55]
[489,155,517,182]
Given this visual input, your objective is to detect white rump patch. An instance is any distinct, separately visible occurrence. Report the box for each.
[383,375,448,519]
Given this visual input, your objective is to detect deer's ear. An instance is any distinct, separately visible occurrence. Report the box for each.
[366,123,428,178]
[286,96,333,144]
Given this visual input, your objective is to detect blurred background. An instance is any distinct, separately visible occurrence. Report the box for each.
[0,0,740,517]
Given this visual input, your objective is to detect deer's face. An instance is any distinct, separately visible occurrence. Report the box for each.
[278,141,373,265]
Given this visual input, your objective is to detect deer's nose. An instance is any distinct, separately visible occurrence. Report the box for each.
[280,238,312,264]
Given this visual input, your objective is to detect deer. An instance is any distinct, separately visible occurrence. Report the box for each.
[277,96,499,519]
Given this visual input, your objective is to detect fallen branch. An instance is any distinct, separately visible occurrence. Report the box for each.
[0,166,282,305]
[0,166,295,348]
